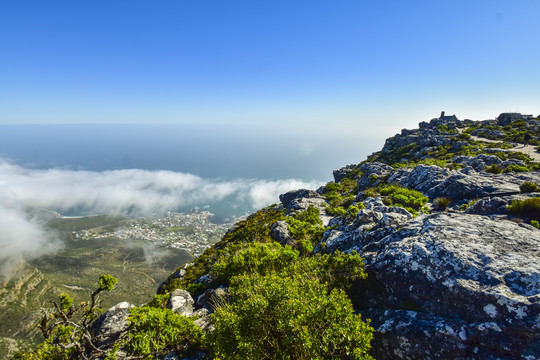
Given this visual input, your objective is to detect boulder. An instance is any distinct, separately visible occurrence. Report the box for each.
[357,162,393,189]
[166,289,194,317]
[453,154,503,172]
[195,286,229,311]
[279,189,319,207]
[333,164,358,182]
[91,302,134,345]
[354,213,540,359]
[269,221,295,247]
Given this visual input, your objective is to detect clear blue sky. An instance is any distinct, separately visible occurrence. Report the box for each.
[1,0,539,130]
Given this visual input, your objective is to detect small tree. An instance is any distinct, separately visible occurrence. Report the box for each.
[16,274,117,360]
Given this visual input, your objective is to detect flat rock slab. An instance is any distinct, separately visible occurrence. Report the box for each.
[357,213,540,359]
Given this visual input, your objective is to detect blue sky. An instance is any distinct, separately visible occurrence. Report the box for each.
[1,0,539,130]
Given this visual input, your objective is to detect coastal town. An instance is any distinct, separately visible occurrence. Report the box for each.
[72,211,237,257]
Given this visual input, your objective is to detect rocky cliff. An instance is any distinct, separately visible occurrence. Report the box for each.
[273,113,540,359]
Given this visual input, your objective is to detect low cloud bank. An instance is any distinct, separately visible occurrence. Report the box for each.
[0,159,321,279]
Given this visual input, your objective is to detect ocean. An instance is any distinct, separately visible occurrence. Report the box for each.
[0,124,383,218]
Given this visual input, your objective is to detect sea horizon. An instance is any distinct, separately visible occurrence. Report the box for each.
[0,123,383,218]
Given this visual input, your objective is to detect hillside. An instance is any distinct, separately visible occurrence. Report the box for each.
[14,112,540,359]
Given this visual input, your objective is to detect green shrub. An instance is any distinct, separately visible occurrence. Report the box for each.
[507,197,540,220]
[379,184,428,210]
[363,187,378,199]
[213,242,299,280]
[292,205,322,226]
[505,164,530,173]
[325,205,347,217]
[458,203,469,211]
[433,197,451,211]
[159,206,285,295]
[322,182,356,207]
[208,273,374,360]
[124,307,203,358]
[531,220,540,229]
[348,204,361,218]
[520,181,540,193]
[485,164,502,174]
[216,241,368,291]
[147,293,171,309]
[286,206,325,253]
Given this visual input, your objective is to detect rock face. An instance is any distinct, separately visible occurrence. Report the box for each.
[274,113,540,359]
[386,163,540,200]
[353,213,540,359]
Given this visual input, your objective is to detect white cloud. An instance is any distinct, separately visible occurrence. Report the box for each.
[0,158,321,278]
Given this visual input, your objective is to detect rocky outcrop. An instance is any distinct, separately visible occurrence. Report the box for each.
[387,164,540,200]
[333,164,357,182]
[278,189,320,208]
[341,212,540,359]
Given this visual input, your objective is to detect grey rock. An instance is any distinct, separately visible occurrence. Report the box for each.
[195,286,229,311]
[353,209,383,226]
[502,159,527,168]
[354,213,540,359]
[379,212,411,227]
[357,162,393,189]
[167,289,194,317]
[465,196,509,215]
[362,196,386,209]
[164,352,181,360]
[467,193,540,216]
[315,228,357,254]
[333,164,358,182]
[453,154,503,172]
[91,302,134,344]
[497,113,526,126]
[269,221,295,247]
[279,189,319,207]
[389,165,540,200]
[192,308,212,331]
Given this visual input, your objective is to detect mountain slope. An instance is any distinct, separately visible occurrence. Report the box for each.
[17,112,540,359]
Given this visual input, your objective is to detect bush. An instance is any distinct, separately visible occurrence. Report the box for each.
[458,203,469,211]
[325,205,347,217]
[159,206,285,295]
[520,181,540,193]
[504,164,529,173]
[348,204,361,218]
[433,197,451,211]
[485,164,502,174]
[286,206,326,253]
[379,184,428,211]
[208,273,374,360]
[507,197,540,221]
[213,242,299,280]
[363,187,378,199]
[124,307,203,358]
[531,220,540,229]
